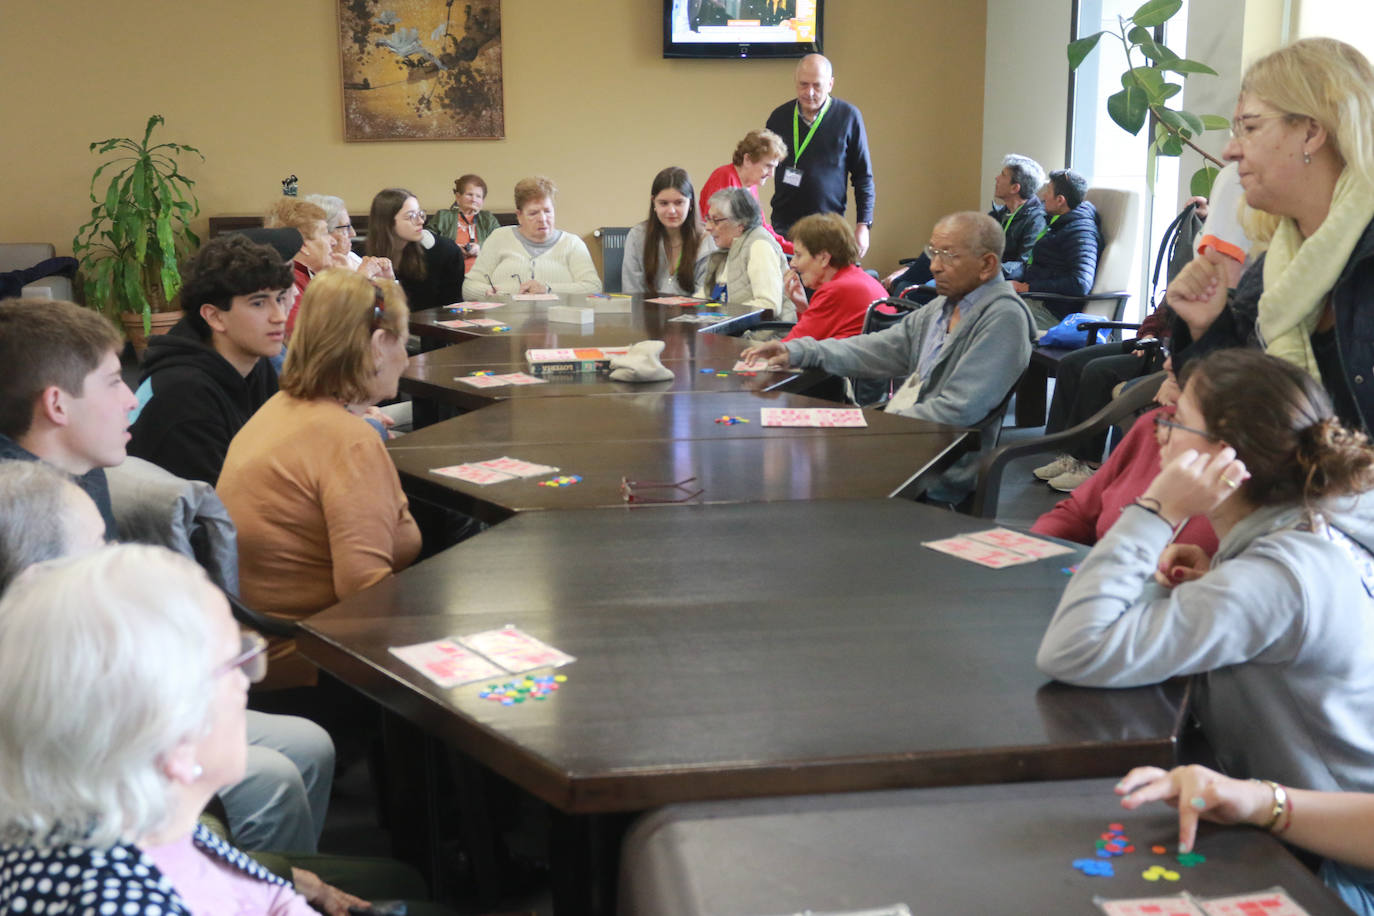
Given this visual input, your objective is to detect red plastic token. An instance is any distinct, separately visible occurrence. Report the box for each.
[1151,845,1167,854]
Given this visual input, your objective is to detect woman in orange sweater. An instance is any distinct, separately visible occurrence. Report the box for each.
[219,269,421,690]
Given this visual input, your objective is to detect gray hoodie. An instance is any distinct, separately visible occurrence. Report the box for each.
[1038,496,1374,798]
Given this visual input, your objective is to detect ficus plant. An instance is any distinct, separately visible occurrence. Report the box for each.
[1068,0,1227,197]
[73,115,202,333]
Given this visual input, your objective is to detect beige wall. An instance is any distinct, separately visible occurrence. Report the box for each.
[1,0,986,284]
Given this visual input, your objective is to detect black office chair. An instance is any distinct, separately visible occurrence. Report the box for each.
[594,226,631,293]
[971,370,1165,518]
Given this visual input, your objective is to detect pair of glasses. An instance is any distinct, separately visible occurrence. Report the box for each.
[401,209,427,224]
[1153,412,1219,443]
[924,245,963,263]
[216,631,269,684]
[705,215,730,227]
[331,223,356,237]
[620,476,704,504]
[1229,112,1293,142]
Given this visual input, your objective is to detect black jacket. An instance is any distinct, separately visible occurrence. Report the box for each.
[0,434,117,537]
[400,235,467,311]
[997,195,1049,279]
[1023,200,1103,297]
[1172,215,1374,435]
[127,317,277,485]
[765,96,875,236]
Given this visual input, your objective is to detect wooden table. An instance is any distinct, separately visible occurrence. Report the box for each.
[621,778,1349,915]
[399,334,821,414]
[300,500,1185,912]
[387,392,973,521]
[408,292,769,349]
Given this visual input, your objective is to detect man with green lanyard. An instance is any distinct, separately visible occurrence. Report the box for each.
[883,153,1047,296]
[765,53,875,257]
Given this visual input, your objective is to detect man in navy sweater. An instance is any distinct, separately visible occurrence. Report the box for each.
[765,53,875,257]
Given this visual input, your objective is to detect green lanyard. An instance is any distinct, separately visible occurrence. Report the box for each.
[792,98,831,165]
[1000,202,1023,232]
[1024,214,1058,266]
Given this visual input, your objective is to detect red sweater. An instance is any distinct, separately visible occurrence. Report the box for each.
[700,163,795,255]
[782,264,885,342]
[285,260,312,336]
[1032,407,1218,554]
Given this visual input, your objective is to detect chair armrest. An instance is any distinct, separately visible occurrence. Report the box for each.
[971,372,1165,518]
[226,592,299,638]
[1023,290,1130,304]
[744,320,797,333]
[1076,320,1142,346]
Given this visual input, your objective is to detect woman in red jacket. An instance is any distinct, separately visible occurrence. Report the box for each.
[781,213,886,343]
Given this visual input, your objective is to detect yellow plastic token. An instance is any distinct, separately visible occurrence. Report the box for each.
[554,675,568,682]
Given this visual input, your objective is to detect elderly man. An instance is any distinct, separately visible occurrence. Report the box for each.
[700,187,792,321]
[765,53,875,257]
[885,153,1048,295]
[742,211,1036,504]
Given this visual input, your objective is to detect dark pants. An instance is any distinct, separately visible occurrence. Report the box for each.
[1045,341,1144,462]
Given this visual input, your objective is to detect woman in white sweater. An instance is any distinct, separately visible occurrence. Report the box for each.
[461,176,602,298]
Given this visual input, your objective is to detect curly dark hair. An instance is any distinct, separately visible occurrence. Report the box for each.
[179,234,294,341]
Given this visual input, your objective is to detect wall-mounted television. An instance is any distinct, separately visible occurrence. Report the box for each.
[664,0,823,59]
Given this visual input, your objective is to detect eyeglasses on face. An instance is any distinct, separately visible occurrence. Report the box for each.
[216,631,269,684]
[331,223,356,236]
[924,245,963,263]
[705,215,731,227]
[1153,412,1218,443]
[1229,112,1293,143]
[400,209,427,224]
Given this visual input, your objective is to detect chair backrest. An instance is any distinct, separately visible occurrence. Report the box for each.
[851,297,921,406]
[1084,187,1142,295]
[594,226,631,294]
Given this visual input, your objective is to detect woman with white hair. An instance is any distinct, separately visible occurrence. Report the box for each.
[699,186,791,321]
[0,544,321,913]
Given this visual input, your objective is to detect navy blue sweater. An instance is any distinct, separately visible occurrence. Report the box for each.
[1023,201,1102,297]
[765,96,875,236]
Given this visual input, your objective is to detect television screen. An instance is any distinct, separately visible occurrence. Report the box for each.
[664,0,822,59]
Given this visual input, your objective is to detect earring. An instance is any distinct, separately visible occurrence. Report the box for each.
[191,763,203,780]
[1304,151,1312,165]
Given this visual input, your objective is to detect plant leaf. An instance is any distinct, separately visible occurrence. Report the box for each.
[1201,114,1230,131]
[1191,164,1220,197]
[1159,134,1184,156]
[1108,87,1150,135]
[1131,0,1182,28]
[1068,31,1107,70]
[1159,83,1182,100]
[1162,58,1218,75]
[1155,107,1185,131]
[1175,109,1205,135]
[1124,66,1166,98]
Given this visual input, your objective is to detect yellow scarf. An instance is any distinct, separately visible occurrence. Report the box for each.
[1258,168,1374,378]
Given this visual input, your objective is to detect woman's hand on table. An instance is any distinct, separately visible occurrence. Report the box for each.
[518,279,550,295]
[1141,446,1249,526]
[292,867,370,916]
[739,340,791,369]
[1116,765,1274,853]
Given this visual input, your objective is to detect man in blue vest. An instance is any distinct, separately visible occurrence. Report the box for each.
[765,53,875,257]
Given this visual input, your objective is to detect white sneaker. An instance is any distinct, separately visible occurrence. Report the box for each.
[1033,453,1078,481]
[1048,461,1099,492]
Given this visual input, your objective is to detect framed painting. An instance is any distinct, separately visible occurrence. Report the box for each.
[338,0,504,141]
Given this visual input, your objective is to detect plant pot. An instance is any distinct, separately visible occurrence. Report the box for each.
[120,310,182,356]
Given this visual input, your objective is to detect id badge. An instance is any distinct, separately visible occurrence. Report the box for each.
[782,167,803,187]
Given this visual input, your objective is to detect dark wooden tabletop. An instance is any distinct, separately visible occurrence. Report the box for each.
[299,499,1187,815]
[408,292,769,346]
[621,777,1348,914]
[387,392,971,519]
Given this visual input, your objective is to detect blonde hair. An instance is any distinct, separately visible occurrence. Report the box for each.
[1241,37,1374,189]
[732,129,787,168]
[264,198,329,238]
[514,176,556,211]
[280,269,409,404]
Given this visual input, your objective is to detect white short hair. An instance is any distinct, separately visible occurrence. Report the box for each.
[305,193,348,230]
[0,545,219,847]
[0,460,78,594]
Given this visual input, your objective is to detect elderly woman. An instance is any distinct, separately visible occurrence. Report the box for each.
[264,198,335,335]
[366,187,465,311]
[461,176,601,298]
[426,173,500,273]
[1167,38,1374,434]
[622,166,716,297]
[781,212,885,342]
[219,270,421,689]
[700,128,793,254]
[699,187,790,321]
[1037,349,1374,908]
[0,544,323,913]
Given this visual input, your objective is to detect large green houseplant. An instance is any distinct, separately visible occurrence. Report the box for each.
[73,115,202,349]
[1068,0,1227,196]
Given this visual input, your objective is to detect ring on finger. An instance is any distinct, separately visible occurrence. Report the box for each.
[1222,475,1240,489]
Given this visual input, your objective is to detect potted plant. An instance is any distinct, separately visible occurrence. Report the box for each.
[73,115,202,352]
[1068,0,1227,196]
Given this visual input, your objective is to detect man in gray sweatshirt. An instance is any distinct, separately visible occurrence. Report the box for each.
[742,210,1036,503]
